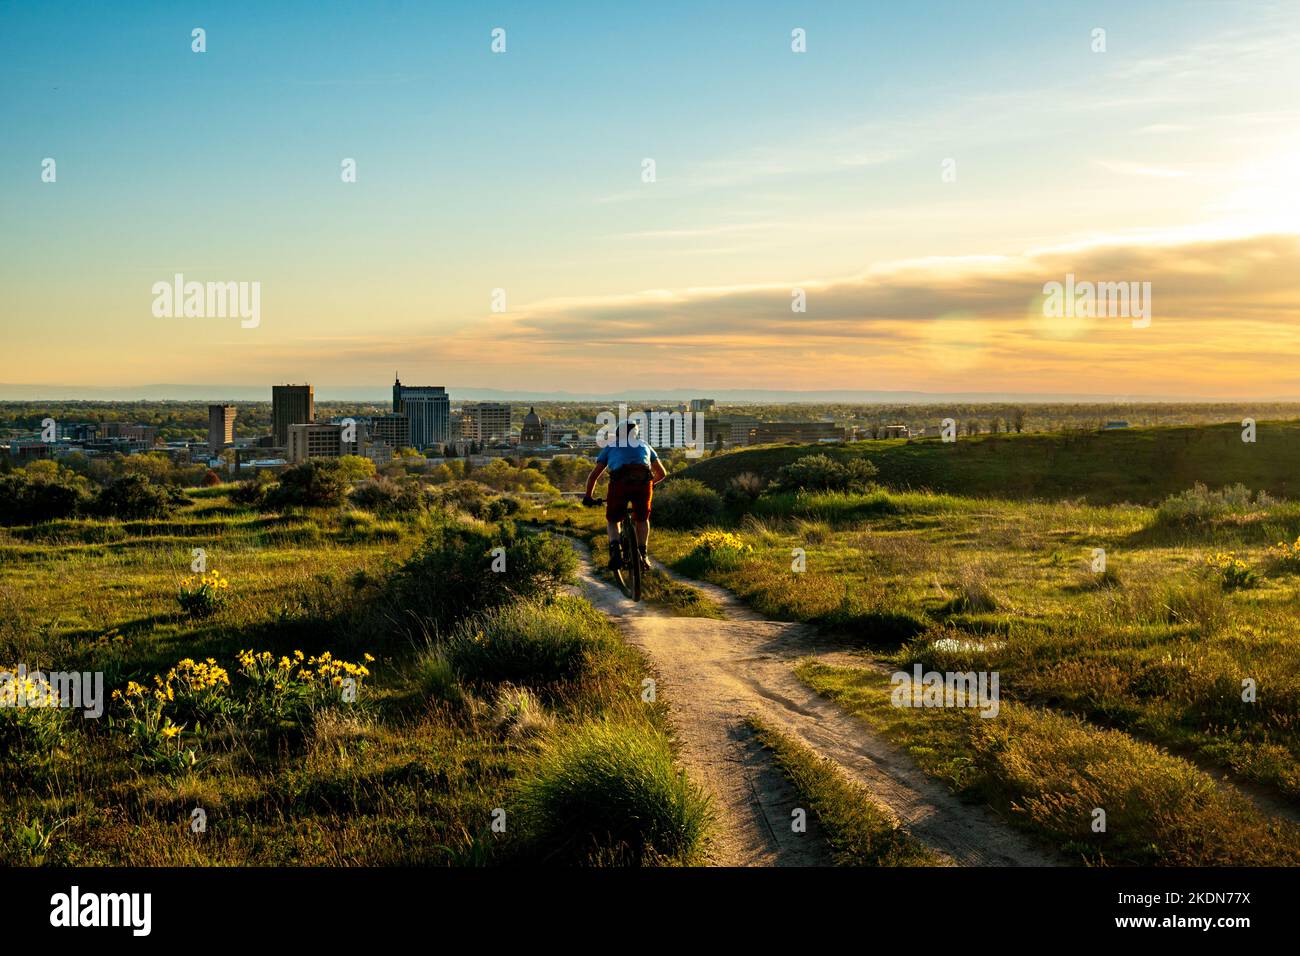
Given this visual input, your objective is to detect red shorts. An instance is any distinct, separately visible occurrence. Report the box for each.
[606,478,653,522]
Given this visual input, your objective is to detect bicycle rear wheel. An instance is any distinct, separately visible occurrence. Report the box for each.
[614,556,630,592]
[628,533,642,601]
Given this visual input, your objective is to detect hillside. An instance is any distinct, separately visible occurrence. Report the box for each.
[680,420,1300,505]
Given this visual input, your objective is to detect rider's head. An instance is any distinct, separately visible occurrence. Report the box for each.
[621,420,640,445]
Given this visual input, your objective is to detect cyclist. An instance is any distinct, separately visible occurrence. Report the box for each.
[582,420,667,571]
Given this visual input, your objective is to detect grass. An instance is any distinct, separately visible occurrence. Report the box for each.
[513,718,714,865]
[797,661,1300,866]
[0,487,710,867]
[681,420,1300,506]
[746,715,942,866]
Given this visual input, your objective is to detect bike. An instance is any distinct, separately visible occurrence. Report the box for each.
[585,496,646,601]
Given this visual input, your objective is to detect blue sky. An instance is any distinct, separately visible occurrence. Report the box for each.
[2,1,1298,396]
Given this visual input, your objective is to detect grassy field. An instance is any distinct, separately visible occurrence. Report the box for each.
[684,420,1300,505]
[0,485,713,866]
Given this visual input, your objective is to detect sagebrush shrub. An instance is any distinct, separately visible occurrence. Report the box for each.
[652,479,723,530]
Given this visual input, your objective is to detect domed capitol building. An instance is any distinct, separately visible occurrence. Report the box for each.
[519,407,544,447]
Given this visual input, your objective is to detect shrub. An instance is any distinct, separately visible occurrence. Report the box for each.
[201,470,223,487]
[514,719,713,865]
[1154,482,1276,529]
[773,453,878,493]
[652,479,723,530]
[395,519,578,632]
[230,476,270,506]
[484,494,522,521]
[350,477,427,515]
[92,474,174,520]
[0,472,86,526]
[264,460,351,508]
[335,455,377,483]
[443,597,615,691]
[433,480,491,517]
[723,471,767,510]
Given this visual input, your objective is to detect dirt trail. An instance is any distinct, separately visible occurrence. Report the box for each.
[565,538,1059,867]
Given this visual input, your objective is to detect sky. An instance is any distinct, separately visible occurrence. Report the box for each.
[2,0,1299,399]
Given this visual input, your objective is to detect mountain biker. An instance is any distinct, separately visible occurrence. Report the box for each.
[582,420,668,571]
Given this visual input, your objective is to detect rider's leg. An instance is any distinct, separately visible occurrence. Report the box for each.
[606,519,620,545]
[634,519,649,548]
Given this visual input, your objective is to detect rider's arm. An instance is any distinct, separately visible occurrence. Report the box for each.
[584,463,607,498]
[650,459,667,485]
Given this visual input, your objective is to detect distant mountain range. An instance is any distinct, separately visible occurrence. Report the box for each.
[0,383,1275,404]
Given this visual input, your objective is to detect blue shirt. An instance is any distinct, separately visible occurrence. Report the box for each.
[596,440,659,472]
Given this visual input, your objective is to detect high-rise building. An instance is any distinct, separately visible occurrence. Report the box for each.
[207,404,236,451]
[272,384,314,447]
[461,402,512,444]
[287,423,343,463]
[392,374,449,449]
[369,414,411,449]
[690,398,715,412]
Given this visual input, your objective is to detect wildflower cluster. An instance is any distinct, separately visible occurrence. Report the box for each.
[684,530,754,572]
[0,666,61,709]
[1269,535,1300,573]
[690,531,753,556]
[110,648,373,769]
[177,570,230,617]
[236,648,374,721]
[1205,551,1257,590]
[0,665,68,756]
[110,677,196,772]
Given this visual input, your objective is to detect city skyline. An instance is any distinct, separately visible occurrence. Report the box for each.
[3,1,1299,398]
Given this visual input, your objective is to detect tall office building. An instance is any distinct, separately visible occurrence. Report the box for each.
[369,414,411,449]
[462,402,512,444]
[207,404,236,451]
[287,423,343,463]
[272,384,314,447]
[392,374,449,449]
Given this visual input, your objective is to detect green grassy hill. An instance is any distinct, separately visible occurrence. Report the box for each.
[682,420,1300,505]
